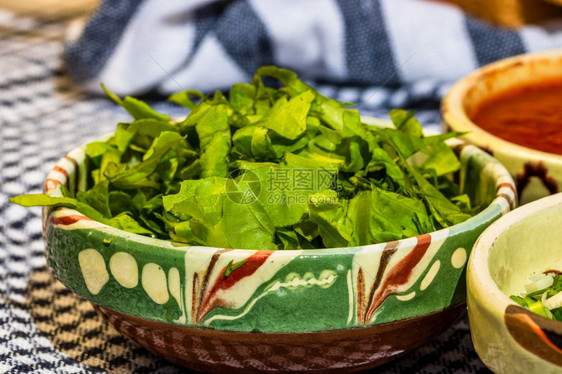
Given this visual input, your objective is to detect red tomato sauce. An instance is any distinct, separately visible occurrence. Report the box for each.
[470,79,562,155]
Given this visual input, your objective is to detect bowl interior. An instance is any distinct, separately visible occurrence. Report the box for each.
[461,54,562,119]
[488,201,562,297]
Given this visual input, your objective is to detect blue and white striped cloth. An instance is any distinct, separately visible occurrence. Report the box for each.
[65,0,562,97]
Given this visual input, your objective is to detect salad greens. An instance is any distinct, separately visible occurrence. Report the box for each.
[10,66,478,250]
[510,272,562,321]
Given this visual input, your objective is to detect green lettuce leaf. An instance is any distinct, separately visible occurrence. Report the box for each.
[11,68,478,250]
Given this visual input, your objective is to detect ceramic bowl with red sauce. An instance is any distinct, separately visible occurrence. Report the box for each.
[442,50,562,204]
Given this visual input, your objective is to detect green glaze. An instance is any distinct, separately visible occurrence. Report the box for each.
[201,252,353,332]
[44,134,515,333]
[46,224,188,323]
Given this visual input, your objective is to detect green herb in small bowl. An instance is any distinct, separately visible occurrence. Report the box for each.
[468,193,562,373]
[510,272,562,321]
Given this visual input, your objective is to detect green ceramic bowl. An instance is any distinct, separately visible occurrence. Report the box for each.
[442,50,562,205]
[43,132,515,372]
[467,193,562,374]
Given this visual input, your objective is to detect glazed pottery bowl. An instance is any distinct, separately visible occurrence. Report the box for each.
[442,50,562,204]
[43,133,515,373]
[467,193,562,374]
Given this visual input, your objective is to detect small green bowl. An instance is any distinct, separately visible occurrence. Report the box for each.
[467,193,562,373]
[43,133,515,372]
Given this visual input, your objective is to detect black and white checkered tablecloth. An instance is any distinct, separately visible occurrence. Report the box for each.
[0,8,493,373]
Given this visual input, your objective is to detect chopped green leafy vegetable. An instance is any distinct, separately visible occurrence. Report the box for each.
[224,259,249,278]
[10,66,478,250]
[510,272,562,321]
